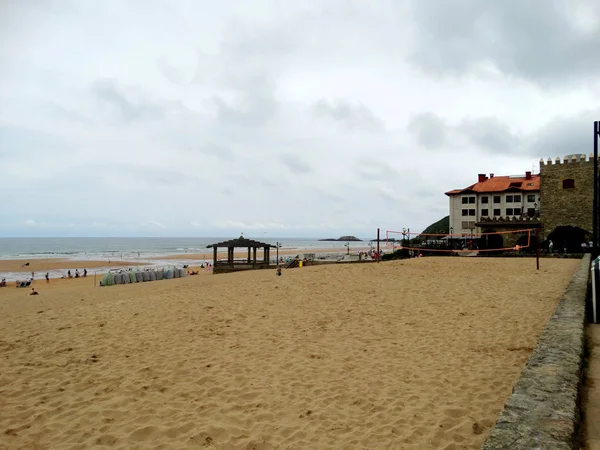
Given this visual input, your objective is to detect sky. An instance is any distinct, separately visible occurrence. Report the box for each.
[1,0,600,238]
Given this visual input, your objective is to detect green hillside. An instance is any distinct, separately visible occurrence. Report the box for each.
[419,215,449,236]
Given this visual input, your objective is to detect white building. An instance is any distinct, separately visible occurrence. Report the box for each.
[445,172,540,237]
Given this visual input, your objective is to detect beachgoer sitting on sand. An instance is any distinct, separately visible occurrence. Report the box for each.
[276,266,282,276]
[30,288,38,295]
[75,269,80,278]
[68,270,72,278]
[0,278,6,287]
[21,262,30,268]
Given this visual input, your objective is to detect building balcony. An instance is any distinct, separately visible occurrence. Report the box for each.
[475,213,541,228]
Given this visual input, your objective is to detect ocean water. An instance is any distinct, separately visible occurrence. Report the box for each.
[0,237,376,281]
[0,237,370,260]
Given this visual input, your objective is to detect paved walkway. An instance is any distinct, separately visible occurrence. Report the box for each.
[583,324,600,449]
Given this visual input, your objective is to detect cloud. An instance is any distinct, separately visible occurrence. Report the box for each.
[406,113,447,149]
[1,1,598,237]
[24,219,36,226]
[312,99,384,131]
[408,0,600,85]
[280,153,312,174]
[408,110,599,158]
[408,113,524,155]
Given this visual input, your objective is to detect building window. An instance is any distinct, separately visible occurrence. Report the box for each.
[468,209,476,216]
[481,196,489,204]
[493,195,501,203]
[468,197,475,204]
[506,195,513,203]
[462,197,469,204]
[513,195,521,203]
[462,209,469,216]
[563,179,575,189]
[506,208,513,216]
[481,209,489,217]
[493,208,501,216]
[514,208,522,215]
[527,194,536,202]
[461,221,475,229]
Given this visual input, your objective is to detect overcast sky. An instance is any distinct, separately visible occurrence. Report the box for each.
[1,0,599,238]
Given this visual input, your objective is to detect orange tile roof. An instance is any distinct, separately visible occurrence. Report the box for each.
[445,174,540,196]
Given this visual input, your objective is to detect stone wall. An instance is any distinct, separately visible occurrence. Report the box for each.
[539,156,594,239]
[482,254,590,449]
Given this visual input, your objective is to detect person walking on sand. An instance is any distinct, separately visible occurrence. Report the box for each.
[75,269,80,278]
[83,268,87,278]
[45,273,49,283]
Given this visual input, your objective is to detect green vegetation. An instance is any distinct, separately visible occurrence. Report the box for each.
[419,215,449,236]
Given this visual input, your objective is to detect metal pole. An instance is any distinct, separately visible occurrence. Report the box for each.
[276,242,279,263]
[535,228,540,271]
[594,121,599,259]
[376,228,380,263]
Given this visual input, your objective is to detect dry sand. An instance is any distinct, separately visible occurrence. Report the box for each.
[0,259,141,274]
[0,257,578,449]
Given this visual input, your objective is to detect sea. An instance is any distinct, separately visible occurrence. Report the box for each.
[0,237,372,281]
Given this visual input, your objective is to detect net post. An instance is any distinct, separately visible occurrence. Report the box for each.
[377,228,380,263]
[535,228,540,270]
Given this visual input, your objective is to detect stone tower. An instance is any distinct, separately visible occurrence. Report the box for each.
[539,155,595,239]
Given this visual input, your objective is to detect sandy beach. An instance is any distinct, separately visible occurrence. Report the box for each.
[0,257,578,449]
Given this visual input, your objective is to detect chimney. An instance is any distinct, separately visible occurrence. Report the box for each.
[478,173,487,182]
[525,171,532,180]
[490,173,494,178]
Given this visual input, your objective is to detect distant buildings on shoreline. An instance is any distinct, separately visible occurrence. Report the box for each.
[445,155,594,251]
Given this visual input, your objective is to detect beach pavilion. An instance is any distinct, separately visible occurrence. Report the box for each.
[207,236,276,274]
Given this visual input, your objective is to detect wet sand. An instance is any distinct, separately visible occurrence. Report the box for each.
[0,259,142,274]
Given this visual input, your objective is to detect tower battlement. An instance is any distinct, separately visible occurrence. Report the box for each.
[539,154,598,165]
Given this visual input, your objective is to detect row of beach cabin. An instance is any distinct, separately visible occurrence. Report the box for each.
[100,268,186,286]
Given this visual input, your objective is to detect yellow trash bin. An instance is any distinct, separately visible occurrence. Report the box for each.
[299,261,303,268]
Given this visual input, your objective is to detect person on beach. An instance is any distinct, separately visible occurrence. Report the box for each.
[0,278,6,287]
[31,271,35,280]
[276,266,282,276]
[75,269,80,278]
[30,288,38,295]
[83,269,87,277]
[45,273,49,283]
[68,270,72,278]
[21,262,30,268]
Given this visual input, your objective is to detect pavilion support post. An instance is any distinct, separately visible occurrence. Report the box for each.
[253,247,257,267]
[247,247,251,263]
[213,246,217,265]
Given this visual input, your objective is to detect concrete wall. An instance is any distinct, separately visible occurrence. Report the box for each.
[540,156,594,239]
[482,254,590,449]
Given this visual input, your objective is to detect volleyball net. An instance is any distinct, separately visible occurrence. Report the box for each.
[385,228,535,253]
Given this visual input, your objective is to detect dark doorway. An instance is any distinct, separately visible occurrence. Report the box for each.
[480,231,504,255]
[547,226,590,253]
[515,233,535,253]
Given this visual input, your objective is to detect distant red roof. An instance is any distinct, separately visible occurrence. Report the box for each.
[445,174,540,196]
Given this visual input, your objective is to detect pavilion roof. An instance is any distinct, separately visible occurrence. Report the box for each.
[206,236,276,248]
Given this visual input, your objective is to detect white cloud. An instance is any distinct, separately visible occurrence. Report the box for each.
[1,0,598,237]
